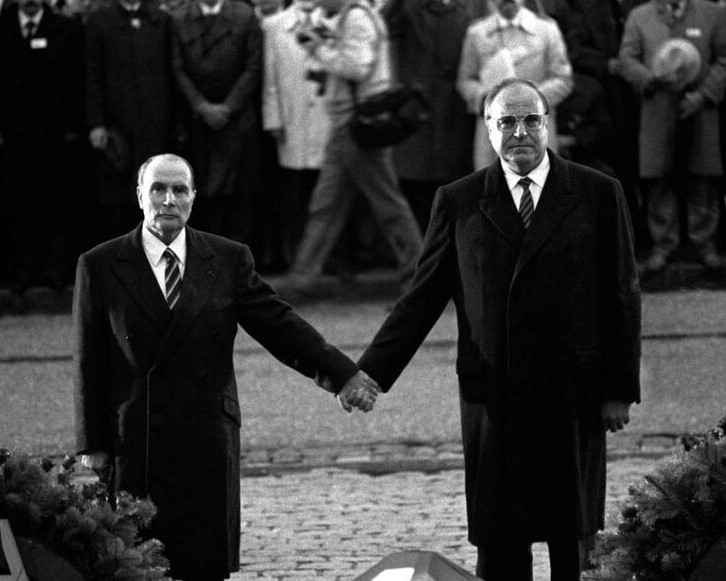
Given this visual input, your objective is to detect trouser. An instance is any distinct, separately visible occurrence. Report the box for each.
[476,536,581,581]
[289,123,423,291]
[644,175,720,257]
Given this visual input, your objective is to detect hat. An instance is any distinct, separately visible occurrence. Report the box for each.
[651,38,702,90]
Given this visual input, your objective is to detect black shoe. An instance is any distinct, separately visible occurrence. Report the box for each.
[700,251,724,271]
[643,251,669,273]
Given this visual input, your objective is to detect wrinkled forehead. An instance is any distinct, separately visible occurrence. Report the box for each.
[142,159,193,188]
[488,85,546,119]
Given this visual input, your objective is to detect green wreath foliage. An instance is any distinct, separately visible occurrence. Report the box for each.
[0,450,171,580]
[584,417,726,581]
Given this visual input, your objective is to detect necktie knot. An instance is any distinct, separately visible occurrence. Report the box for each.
[517,177,534,228]
[163,248,182,309]
[24,21,37,39]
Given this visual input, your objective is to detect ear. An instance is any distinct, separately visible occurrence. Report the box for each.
[137,188,143,209]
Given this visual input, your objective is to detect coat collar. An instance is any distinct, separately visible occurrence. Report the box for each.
[479,150,579,275]
[111,225,220,357]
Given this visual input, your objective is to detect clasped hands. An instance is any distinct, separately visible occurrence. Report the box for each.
[316,370,382,413]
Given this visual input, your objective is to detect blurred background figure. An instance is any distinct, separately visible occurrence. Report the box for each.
[381,0,488,234]
[0,0,84,295]
[85,0,178,239]
[456,0,572,170]
[172,0,263,243]
[566,0,648,252]
[262,0,332,266]
[619,0,726,273]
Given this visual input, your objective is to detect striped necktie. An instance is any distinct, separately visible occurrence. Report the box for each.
[518,176,534,229]
[163,248,182,309]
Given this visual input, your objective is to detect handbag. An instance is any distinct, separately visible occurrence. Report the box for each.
[347,82,431,149]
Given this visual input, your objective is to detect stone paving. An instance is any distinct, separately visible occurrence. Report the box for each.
[228,438,679,580]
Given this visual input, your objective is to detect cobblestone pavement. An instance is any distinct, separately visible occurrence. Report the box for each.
[228,438,678,580]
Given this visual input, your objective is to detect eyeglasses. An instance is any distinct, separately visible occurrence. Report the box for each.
[490,114,547,132]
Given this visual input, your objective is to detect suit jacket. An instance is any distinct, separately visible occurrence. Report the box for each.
[0,6,83,141]
[73,225,358,579]
[358,151,641,543]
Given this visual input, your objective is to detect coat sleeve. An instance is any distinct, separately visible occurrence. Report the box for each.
[261,17,282,131]
[537,19,573,108]
[73,253,113,454]
[456,26,487,114]
[221,12,263,114]
[697,4,726,105]
[598,178,642,404]
[357,187,456,391]
[233,246,359,391]
[617,10,652,94]
[84,14,107,129]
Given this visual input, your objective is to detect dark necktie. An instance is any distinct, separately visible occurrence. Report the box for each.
[163,248,182,310]
[24,21,37,39]
[518,176,534,228]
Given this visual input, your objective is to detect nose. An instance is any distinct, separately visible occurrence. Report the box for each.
[513,120,528,138]
[163,189,175,205]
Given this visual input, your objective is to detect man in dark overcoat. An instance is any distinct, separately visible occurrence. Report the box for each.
[85,0,178,237]
[356,79,642,580]
[0,0,83,293]
[73,153,379,581]
[172,0,262,243]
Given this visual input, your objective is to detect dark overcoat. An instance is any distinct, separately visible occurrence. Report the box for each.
[85,3,177,204]
[384,0,487,183]
[172,1,262,198]
[358,152,641,545]
[73,225,358,579]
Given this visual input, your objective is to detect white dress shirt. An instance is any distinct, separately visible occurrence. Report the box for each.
[501,153,551,211]
[19,8,43,37]
[200,0,224,16]
[141,227,187,297]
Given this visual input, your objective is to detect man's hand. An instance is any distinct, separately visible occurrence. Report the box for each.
[89,126,108,149]
[336,371,382,413]
[678,91,706,120]
[197,102,231,131]
[80,451,111,481]
[602,401,631,433]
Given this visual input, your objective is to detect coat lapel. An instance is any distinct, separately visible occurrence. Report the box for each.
[111,225,171,327]
[478,163,526,250]
[513,152,579,279]
[155,227,220,360]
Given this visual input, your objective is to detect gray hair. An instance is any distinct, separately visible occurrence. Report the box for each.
[137,153,196,191]
[482,78,550,119]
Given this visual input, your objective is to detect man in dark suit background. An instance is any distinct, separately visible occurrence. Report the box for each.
[0,0,83,295]
[85,0,178,239]
[73,153,379,581]
[355,79,642,580]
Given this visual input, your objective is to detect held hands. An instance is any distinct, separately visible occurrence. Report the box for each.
[337,371,382,413]
[197,102,232,131]
[316,370,382,413]
[602,401,631,433]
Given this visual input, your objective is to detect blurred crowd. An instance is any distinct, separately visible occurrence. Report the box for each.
[2,0,726,297]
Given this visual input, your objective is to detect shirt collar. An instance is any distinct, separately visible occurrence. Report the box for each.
[501,152,551,192]
[495,6,535,34]
[200,0,224,16]
[142,226,187,268]
[19,8,43,28]
[118,0,141,11]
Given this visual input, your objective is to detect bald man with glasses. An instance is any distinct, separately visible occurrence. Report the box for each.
[353,78,642,580]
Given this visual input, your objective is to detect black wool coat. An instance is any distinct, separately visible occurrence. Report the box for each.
[358,152,642,545]
[73,225,358,579]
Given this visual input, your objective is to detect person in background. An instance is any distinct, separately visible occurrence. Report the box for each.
[457,0,572,171]
[0,0,84,295]
[619,0,726,273]
[74,153,381,581]
[172,0,262,243]
[262,0,333,265]
[380,0,488,234]
[282,0,422,302]
[85,0,178,239]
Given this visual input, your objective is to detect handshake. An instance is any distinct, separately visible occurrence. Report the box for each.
[316,370,382,413]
